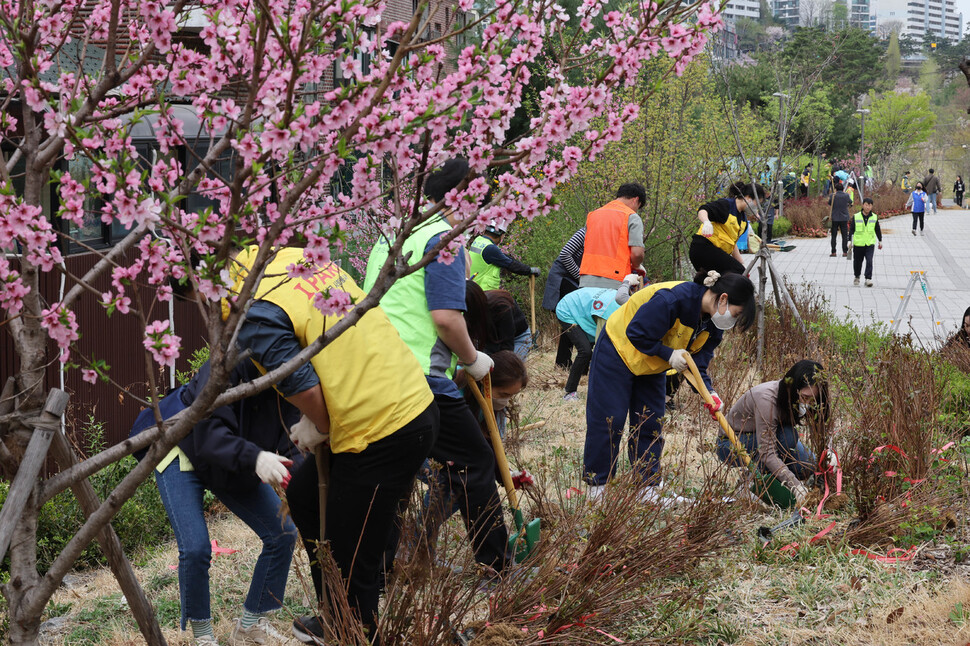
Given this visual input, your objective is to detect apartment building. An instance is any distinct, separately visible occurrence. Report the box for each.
[874,0,963,41]
[722,0,762,22]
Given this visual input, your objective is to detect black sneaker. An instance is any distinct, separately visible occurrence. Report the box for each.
[292,615,326,644]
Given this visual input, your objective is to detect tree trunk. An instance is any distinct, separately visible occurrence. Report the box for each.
[47,431,167,645]
[5,493,42,646]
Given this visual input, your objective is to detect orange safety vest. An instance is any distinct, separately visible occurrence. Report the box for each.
[579,199,633,282]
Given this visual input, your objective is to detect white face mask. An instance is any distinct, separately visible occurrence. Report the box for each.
[711,296,738,331]
[492,397,510,411]
[798,403,808,417]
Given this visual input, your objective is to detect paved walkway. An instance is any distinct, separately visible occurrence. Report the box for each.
[752,202,970,349]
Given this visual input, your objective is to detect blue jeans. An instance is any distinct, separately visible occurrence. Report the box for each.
[715,424,816,481]
[155,458,297,629]
[513,328,532,361]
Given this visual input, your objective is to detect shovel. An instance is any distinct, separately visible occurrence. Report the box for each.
[681,355,796,509]
[529,274,538,346]
[467,375,541,563]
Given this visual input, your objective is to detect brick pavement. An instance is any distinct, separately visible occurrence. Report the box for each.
[750,202,970,349]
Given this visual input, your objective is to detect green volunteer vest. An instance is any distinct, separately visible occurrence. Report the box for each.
[468,235,501,291]
[853,212,877,247]
[363,217,459,379]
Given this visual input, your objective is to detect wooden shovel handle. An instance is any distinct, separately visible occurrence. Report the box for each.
[467,375,520,511]
[529,274,536,335]
[681,354,753,469]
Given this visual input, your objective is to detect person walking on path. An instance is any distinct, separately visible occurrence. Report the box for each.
[954,176,965,208]
[906,182,928,236]
[582,271,755,497]
[543,227,585,369]
[849,197,883,287]
[923,168,941,214]
[578,183,646,288]
[468,222,540,291]
[689,181,765,275]
[827,181,852,258]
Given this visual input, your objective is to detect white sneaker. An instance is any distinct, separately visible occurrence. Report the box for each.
[920,231,925,236]
[587,484,606,502]
[853,277,860,286]
[230,618,291,645]
[912,229,916,236]
[195,636,221,646]
[865,279,873,287]
[638,482,693,507]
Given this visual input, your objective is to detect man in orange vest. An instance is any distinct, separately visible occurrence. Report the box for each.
[579,183,645,288]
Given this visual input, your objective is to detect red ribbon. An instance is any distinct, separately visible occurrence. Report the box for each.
[850,546,918,563]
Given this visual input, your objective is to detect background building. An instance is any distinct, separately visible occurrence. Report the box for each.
[874,0,963,42]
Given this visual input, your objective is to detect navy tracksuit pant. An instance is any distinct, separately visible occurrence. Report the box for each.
[583,334,667,486]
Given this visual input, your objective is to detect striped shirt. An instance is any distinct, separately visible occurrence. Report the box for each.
[557,227,586,281]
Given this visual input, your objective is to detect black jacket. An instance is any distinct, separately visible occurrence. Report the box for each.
[131,360,301,492]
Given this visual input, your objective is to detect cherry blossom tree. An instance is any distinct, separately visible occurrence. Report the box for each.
[0,0,722,642]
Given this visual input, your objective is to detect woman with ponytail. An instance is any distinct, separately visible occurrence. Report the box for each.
[582,270,755,501]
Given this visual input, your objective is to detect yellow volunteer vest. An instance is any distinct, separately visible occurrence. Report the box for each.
[696,201,747,255]
[230,247,433,454]
[606,281,711,376]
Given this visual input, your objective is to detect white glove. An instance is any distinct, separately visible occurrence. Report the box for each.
[622,273,639,286]
[255,452,293,487]
[826,450,838,469]
[289,415,329,451]
[793,483,810,506]
[700,221,714,237]
[668,349,689,372]
[461,351,494,381]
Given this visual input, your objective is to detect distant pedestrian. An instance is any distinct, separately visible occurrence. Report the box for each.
[849,198,883,287]
[799,164,812,198]
[901,171,912,191]
[922,168,940,214]
[906,182,928,236]
[954,176,965,207]
[827,181,852,258]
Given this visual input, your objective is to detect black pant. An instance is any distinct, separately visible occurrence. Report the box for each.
[852,245,875,280]
[757,221,773,244]
[956,192,964,207]
[423,393,511,570]
[561,322,592,394]
[799,185,808,198]
[912,211,925,231]
[287,404,438,643]
[830,221,849,254]
[689,235,744,275]
[554,281,579,368]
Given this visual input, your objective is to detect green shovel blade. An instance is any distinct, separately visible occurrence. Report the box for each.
[509,508,541,563]
[752,473,797,509]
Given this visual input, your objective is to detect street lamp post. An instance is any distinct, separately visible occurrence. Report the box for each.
[857,108,870,198]
[773,92,789,224]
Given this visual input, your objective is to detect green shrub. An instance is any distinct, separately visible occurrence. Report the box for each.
[935,360,970,433]
[773,216,791,238]
[0,417,173,574]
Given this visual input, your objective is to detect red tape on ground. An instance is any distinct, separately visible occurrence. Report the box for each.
[850,546,918,563]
